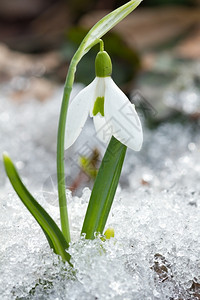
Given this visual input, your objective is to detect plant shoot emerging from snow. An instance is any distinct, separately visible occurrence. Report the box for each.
[3,0,143,263]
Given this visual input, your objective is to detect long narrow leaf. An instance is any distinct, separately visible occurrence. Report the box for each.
[3,153,71,262]
[81,137,127,239]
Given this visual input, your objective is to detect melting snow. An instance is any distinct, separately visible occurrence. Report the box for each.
[0,82,200,299]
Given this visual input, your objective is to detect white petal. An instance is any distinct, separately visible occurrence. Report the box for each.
[104,77,143,151]
[65,78,97,149]
[93,114,112,144]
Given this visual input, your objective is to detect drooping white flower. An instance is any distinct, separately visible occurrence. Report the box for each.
[65,49,143,151]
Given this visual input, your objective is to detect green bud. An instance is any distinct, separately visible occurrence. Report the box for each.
[104,227,115,239]
[95,51,112,77]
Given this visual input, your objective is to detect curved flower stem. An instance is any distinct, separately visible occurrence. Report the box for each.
[57,54,79,243]
[99,39,104,52]
[57,40,100,243]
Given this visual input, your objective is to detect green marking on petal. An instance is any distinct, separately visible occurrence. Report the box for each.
[93,96,105,116]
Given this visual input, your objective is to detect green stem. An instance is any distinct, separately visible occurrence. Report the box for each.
[99,39,104,52]
[57,39,100,243]
[57,57,77,243]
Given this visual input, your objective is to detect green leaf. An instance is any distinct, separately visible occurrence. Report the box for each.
[81,137,127,239]
[3,153,71,263]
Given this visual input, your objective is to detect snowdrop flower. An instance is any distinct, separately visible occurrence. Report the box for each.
[65,49,143,151]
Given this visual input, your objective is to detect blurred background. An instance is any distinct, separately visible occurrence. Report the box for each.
[0,0,200,91]
[0,0,200,192]
[1,3,200,299]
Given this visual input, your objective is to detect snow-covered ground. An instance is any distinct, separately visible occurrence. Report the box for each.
[0,81,200,299]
